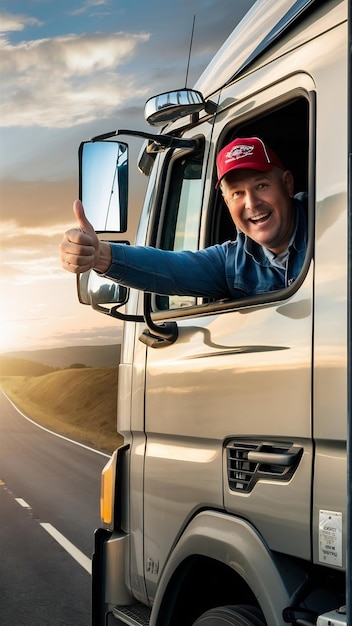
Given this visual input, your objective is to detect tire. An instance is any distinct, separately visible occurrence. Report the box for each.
[192,605,266,626]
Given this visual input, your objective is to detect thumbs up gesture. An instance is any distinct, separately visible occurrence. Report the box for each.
[59,200,112,274]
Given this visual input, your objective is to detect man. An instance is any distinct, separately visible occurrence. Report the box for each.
[60,137,307,299]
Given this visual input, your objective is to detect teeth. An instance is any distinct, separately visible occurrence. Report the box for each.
[250,212,269,222]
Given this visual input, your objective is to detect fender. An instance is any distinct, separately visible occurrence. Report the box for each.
[150,510,290,626]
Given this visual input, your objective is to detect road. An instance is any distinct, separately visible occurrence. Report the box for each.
[0,389,111,626]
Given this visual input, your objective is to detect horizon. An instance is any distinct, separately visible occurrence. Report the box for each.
[1,341,121,355]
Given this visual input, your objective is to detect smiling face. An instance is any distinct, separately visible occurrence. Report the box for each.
[221,167,296,255]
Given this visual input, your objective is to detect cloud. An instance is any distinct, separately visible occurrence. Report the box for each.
[0,29,150,128]
[52,324,122,345]
[0,222,64,285]
[68,0,111,17]
[0,12,42,38]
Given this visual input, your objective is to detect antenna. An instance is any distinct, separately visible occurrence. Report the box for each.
[185,14,196,88]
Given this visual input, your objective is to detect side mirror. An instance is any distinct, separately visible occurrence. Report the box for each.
[77,269,128,311]
[144,88,206,126]
[79,140,128,233]
[77,269,144,323]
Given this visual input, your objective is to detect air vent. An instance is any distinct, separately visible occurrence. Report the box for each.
[226,440,303,493]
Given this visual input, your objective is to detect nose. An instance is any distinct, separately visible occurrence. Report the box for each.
[244,188,260,211]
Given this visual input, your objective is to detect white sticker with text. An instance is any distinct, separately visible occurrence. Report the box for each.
[319,510,343,567]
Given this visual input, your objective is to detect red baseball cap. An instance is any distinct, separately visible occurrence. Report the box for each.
[216,137,285,188]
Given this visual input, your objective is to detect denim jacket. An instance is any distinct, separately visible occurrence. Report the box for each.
[105,193,307,300]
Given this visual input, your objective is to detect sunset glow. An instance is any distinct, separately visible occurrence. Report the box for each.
[0,0,256,353]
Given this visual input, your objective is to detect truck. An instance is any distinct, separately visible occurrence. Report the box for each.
[76,0,351,624]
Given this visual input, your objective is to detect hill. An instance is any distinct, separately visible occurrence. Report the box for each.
[1,367,122,454]
[0,356,57,377]
[2,344,121,369]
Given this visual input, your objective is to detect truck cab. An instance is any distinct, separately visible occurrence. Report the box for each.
[77,1,350,624]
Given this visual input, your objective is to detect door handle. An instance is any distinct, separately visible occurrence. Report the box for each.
[247,446,302,467]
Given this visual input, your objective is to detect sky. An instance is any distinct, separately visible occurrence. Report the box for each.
[0,0,256,354]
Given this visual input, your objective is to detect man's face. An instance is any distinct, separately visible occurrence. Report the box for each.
[221,168,295,254]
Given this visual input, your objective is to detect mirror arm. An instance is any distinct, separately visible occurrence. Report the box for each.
[91,129,200,152]
[84,298,144,322]
[90,300,144,322]
[139,293,178,348]
[110,307,145,322]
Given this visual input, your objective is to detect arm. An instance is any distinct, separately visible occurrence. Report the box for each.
[60,201,231,299]
[105,243,231,299]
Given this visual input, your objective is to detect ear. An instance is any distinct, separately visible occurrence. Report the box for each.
[282,170,294,197]
[220,183,232,210]
[223,195,231,210]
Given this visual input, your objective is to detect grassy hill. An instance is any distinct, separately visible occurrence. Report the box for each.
[2,344,121,369]
[0,356,57,377]
[1,366,123,454]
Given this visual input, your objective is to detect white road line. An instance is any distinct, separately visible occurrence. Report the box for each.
[40,523,92,574]
[1,389,110,458]
[15,497,31,508]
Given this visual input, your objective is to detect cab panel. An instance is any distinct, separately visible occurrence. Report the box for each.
[142,75,314,601]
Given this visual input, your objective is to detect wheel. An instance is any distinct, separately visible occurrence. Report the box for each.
[192,604,266,626]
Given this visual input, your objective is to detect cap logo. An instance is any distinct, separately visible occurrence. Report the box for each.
[225,144,255,163]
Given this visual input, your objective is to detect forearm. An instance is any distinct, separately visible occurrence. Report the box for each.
[103,243,230,299]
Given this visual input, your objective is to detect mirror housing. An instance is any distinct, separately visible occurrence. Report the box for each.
[78,270,128,312]
[77,269,144,322]
[144,88,209,126]
[79,140,128,233]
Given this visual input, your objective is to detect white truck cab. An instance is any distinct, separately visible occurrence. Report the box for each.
[77,1,351,624]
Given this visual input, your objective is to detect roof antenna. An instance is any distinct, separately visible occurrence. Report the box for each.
[185,14,196,88]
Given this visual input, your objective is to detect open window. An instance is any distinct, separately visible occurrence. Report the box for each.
[209,97,310,247]
[152,93,311,315]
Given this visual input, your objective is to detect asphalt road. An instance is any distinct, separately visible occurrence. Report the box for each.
[0,389,111,626]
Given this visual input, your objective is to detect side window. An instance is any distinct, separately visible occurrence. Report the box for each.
[156,150,204,310]
[155,95,311,313]
[158,151,203,252]
[209,97,309,248]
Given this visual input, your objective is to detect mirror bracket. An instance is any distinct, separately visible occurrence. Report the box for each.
[91,129,201,153]
[139,326,178,348]
[139,293,178,348]
[80,294,144,323]
[109,306,144,323]
[205,100,217,115]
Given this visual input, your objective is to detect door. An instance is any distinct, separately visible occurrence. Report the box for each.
[142,77,315,601]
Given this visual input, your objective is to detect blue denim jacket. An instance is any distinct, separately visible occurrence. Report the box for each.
[105,193,307,300]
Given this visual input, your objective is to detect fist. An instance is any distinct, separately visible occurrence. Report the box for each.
[59,200,111,274]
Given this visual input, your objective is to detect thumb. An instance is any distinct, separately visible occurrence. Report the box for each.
[73,199,95,235]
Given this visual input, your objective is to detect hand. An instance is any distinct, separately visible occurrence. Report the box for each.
[59,200,112,274]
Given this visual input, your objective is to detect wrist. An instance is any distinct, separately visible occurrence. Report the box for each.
[94,242,112,273]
